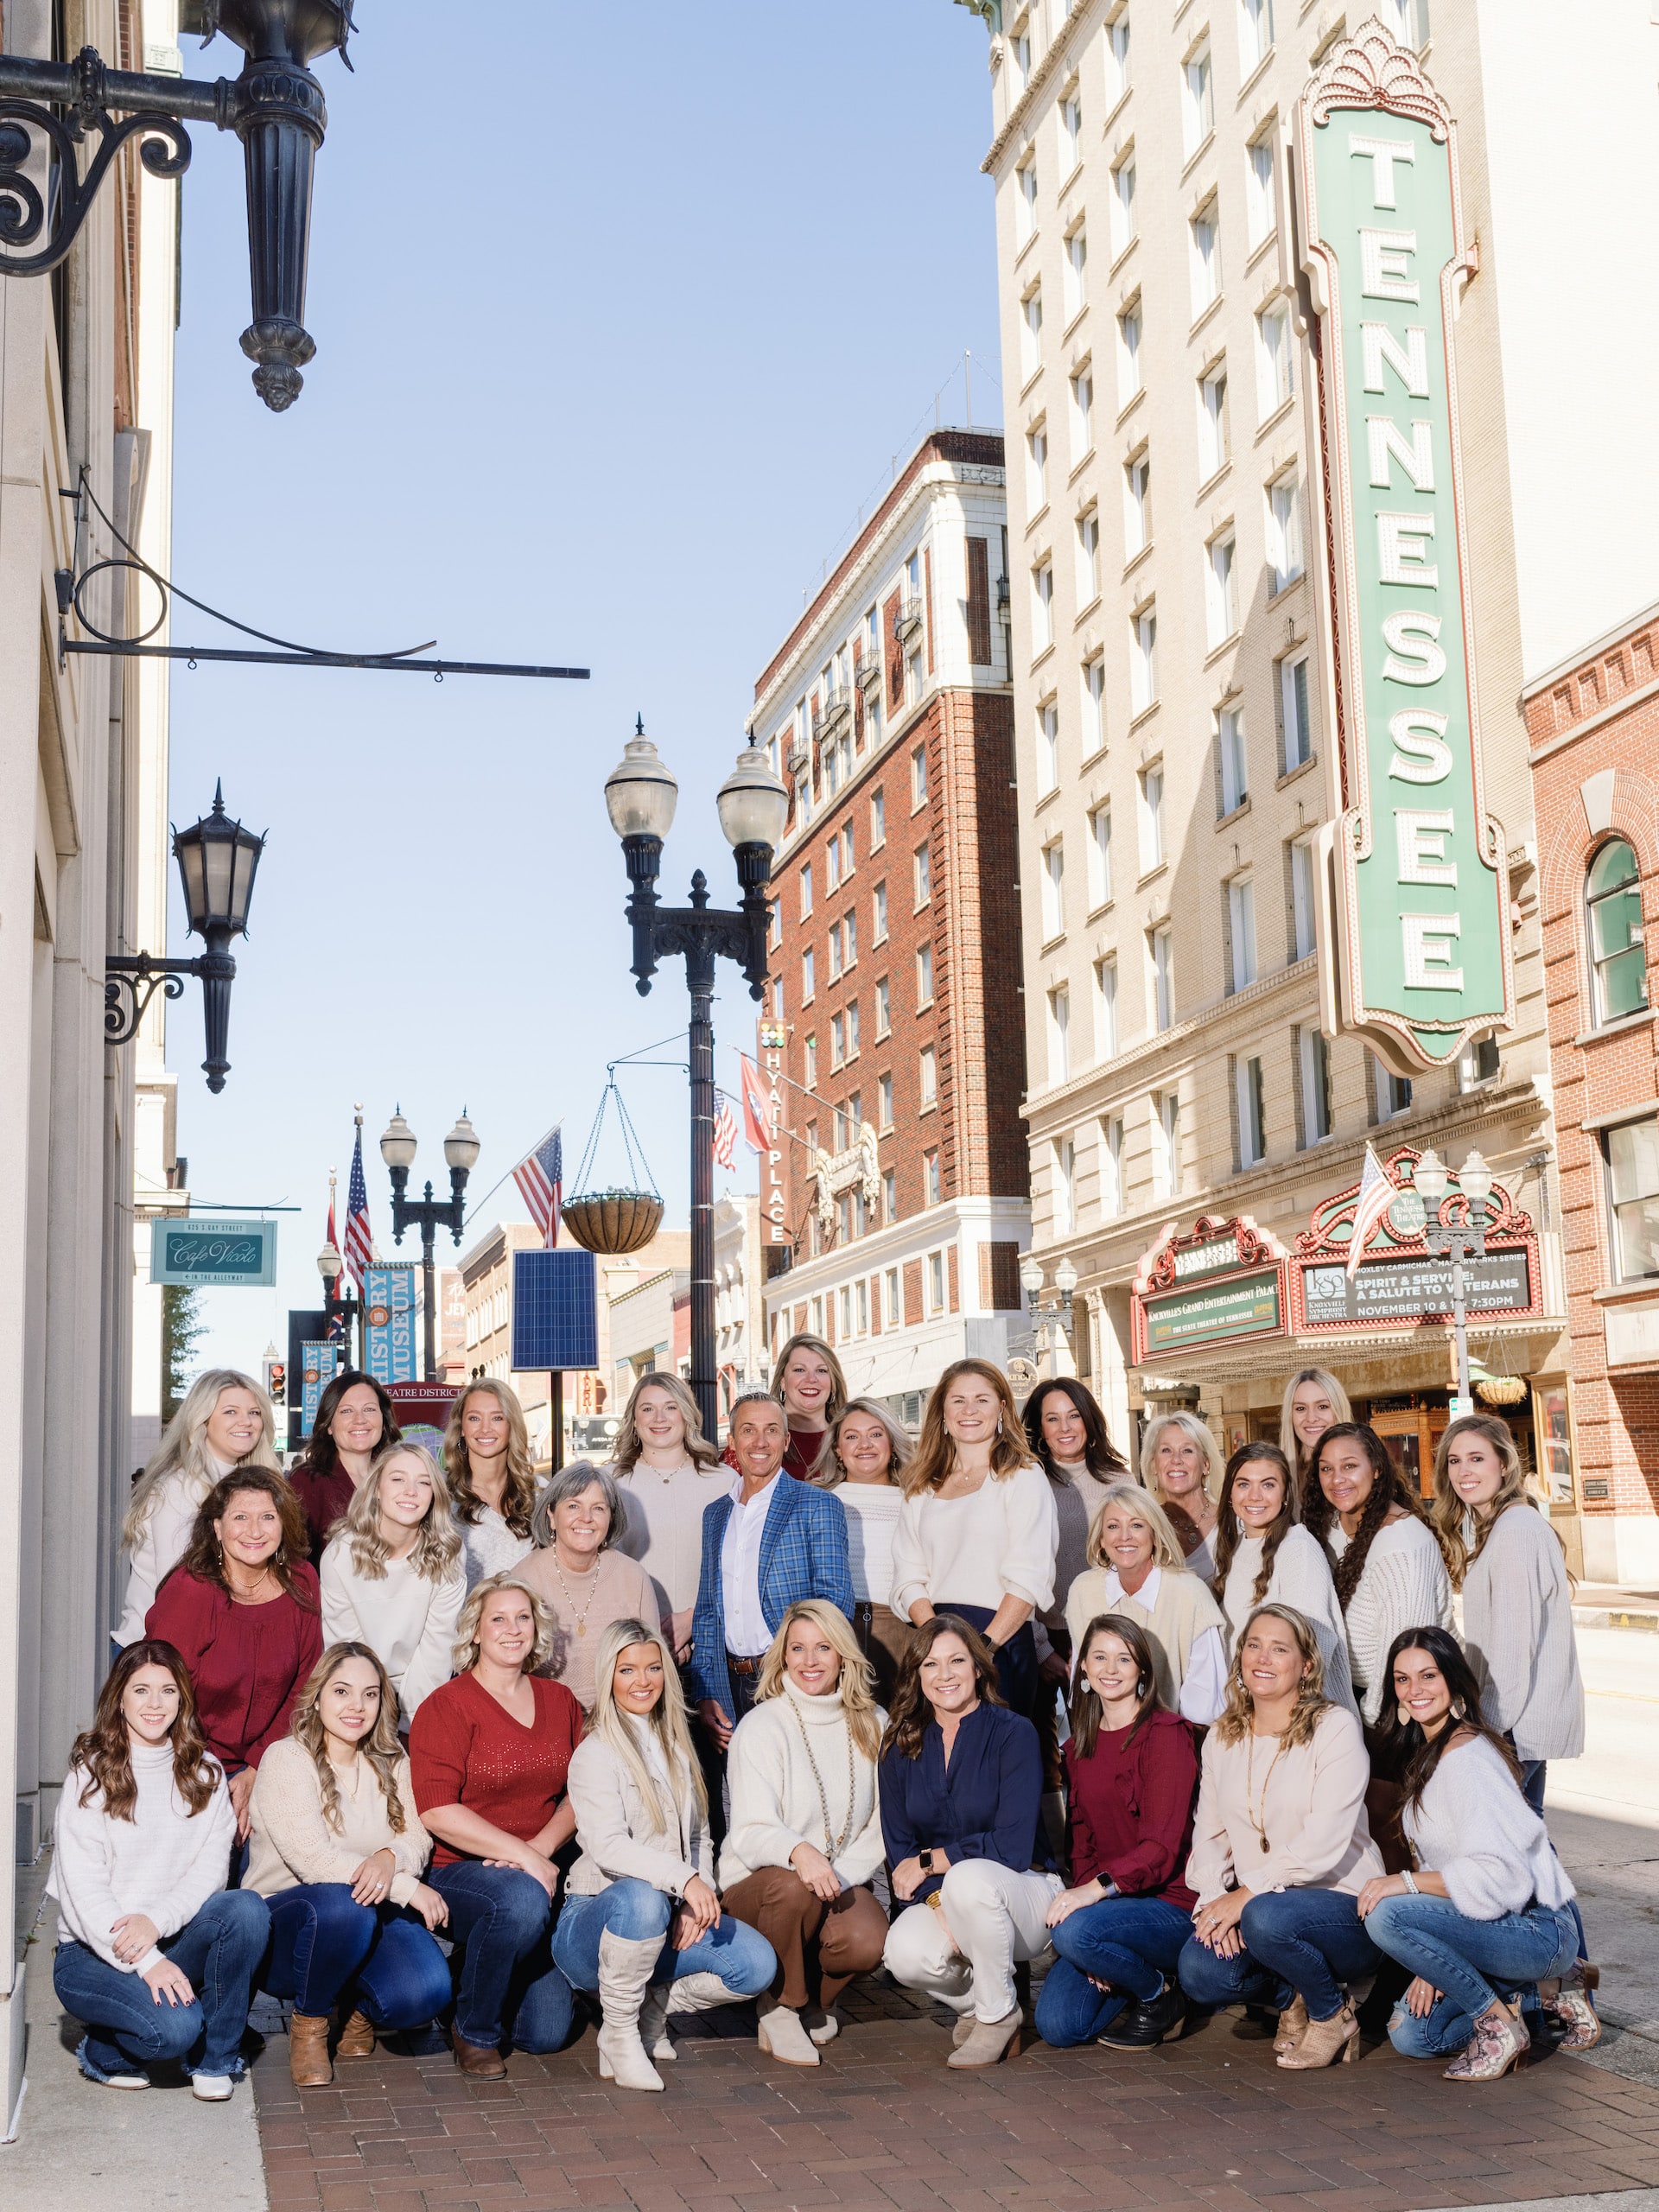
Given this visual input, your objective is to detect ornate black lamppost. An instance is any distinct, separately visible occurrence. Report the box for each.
[105,782,265,1092]
[378,1109,480,1382]
[604,723,789,1443]
[0,0,353,409]
[1411,1146,1495,1414]
[315,1236,361,1369]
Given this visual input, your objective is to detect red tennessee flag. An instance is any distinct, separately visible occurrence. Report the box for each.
[739,1054,772,1154]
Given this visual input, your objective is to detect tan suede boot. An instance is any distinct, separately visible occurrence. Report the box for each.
[335,2009,375,2059]
[289,2012,334,2087]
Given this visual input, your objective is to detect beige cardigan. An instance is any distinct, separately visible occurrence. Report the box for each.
[1065,1560,1226,1712]
[245,1736,434,1904]
[1185,1705,1383,1907]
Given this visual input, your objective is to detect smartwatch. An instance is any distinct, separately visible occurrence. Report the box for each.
[918,1849,936,1875]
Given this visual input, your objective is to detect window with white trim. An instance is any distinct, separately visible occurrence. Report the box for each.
[1139,761,1164,866]
[1083,655,1106,753]
[1106,12,1130,103]
[1033,559,1055,649]
[1206,529,1238,646]
[916,942,933,1007]
[1070,364,1094,457]
[1587,837,1649,1024]
[1077,506,1101,603]
[1017,155,1039,244]
[1036,699,1060,796]
[799,862,813,918]
[1062,85,1084,175]
[1027,421,1048,511]
[801,947,815,1003]
[1048,985,1071,1082]
[919,1045,937,1109]
[869,790,886,849]
[1218,704,1248,815]
[1235,1054,1267,1166]
[1190,198,1221,315]
[1053,1135,1077,1234]
[1198,360,1229,480]
[1087,801,1113,907]
[1116,298,1142,401]
[1110,154,1136,257]
[1041,836,1066,939]
[1064,224,1088,320]
[1227,875,1258,991]
[1101,1114,1125,1217]
[1153,1089,1181,1197]
[1289,833,1316,959]
[1607,1116,1659,1281]
[1279,651,1313,771]
[1151,924,1173,1031]
[1256,298,1293,416]
[1095,956,1119,1058]
[1268,467,1303,590]
[1300,1025,1332,1143]
[1130,604,1158,713]
[1245,131,1275,248]
[1123,448,1151,556]
[1182,42,1214,156]
[1239,0,1274,75]
[1021,283,1045,377]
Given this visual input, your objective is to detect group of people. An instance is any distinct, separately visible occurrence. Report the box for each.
[49,1338,1594,2103]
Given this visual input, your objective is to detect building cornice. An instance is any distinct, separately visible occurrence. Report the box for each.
[982,0,1095,176]
[1522,595,1659,701]
[1527,671,1659,766]
[762,1192,1031,1301]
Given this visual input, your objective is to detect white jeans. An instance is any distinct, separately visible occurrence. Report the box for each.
[884,1859,1062,2023]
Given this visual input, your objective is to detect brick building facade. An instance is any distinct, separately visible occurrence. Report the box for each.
[756,430,1032,1413]
[1525,604,1659,1581]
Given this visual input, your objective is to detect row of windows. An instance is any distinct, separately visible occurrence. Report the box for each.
[463,1286,509,1350]
[794,753,930,921]
[790,1244,955,1348]
[772,559,931,830]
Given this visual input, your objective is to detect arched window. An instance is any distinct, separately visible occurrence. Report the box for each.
[1586,837,1648,1025]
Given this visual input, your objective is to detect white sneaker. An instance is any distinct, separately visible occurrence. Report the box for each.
[191,2073,235,2102]
[96,2069,149,2091]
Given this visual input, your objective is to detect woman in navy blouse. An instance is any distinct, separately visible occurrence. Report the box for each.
[880,1613,1058,2069]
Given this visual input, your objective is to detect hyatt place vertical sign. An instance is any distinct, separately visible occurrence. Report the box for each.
[1297,26,1512,1077]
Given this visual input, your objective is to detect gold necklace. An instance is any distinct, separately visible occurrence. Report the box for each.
[550,1550,602,1636]
[1244,1730,1289,1854]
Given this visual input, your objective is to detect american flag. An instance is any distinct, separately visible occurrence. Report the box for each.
[712,1102,738,1170]
[343,1126,374,1290]
[1346,1142,1395,1279]
[514,1127,563,1248]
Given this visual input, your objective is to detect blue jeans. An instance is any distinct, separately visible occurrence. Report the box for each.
[1515,1752,1588,1961]
[1036,1895,1194,2047]
[54,1888,270,2081]
[429,1861,575,2052]
[1179,1888,1382,2022]
[261,1885,453,2028]
[1368,1892,1579,2056]
[551,1877,777,1999]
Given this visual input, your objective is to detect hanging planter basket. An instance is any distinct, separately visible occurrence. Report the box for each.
[561,1076,665,1257]
[1473,1328,1529,1409]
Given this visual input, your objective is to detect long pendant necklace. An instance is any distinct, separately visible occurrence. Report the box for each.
[550,1553,601,1637]
[1245,1731,1288,1853]
[787,1693,858,1857]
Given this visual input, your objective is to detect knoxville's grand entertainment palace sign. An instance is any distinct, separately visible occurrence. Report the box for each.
[1297,23,1514,1078]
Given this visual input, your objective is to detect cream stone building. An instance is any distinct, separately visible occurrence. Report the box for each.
[964,0,1659,1567]
[0,0,186,2115]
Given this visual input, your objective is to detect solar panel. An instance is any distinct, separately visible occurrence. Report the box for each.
[511,1249,599,1372]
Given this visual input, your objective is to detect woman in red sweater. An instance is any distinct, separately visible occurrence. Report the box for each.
[1035,1613,1199,2051]
[146,1470,323,1842]
[409,1573,582,2077]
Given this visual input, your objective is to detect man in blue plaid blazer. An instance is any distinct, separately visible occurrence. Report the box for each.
[690,1392,853,1740]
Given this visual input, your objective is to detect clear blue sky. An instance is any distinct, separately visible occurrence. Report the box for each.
[167,0,1003,1375]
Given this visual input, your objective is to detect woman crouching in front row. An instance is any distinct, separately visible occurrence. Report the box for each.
[1037,1615,1199,2051]
[552,1620,776,2091]
[1178,1603,1386,2069]
[1357,1625,1584,2081]
[880,1614,1058,2069]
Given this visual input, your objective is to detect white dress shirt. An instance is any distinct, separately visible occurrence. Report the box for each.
[1090,1563,1228,1725]
[721,1476,780,1656]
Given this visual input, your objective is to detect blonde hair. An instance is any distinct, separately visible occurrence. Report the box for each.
[443,1377,540,1533]
[755,1600,885,1760]
[123,1369,278,1548]
[611,1370,721,1476]
[588,1618,707,1831]
[288,1643,409,1832]
[1429,1414,1536,1587]
[902,1359,1039,1497]
[1139,1410,1225,1503]
[772,1332,849,1479]
[452,1573,556,1675]
[1212,1603,1332,1750]
[1279,1368,1353,1471]
[823,1396,912,1488]
[1084,1478,1191,1574]
[340,1442,462,1584]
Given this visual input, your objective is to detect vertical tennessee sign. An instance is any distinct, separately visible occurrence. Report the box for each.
[1297,27,1512,1075]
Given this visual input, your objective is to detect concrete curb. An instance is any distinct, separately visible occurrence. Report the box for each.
[1573,1608,1659,1632]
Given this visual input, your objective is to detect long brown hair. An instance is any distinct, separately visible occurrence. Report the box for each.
[1068,1613,1160,1760]
[72,1642,220,1822]
[288,1643,409,1833]
[175,1469,318,1607]
[291,1369,401,1486]
[880,1612,1005,1762]
[901,1359,1039,1497]
[1212,1442,1300,1606]
[1211,1603,1332,1751]
[1022,1377,1128,1484]
[442,1376,540,1533]
[1372,1625,1523,1814]
[1428,1414,1538,1587]
[772,1332,849,1480]
[1301,1421,1433,1609]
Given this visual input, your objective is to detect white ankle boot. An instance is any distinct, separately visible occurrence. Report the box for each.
[638,1981,677,2062]
[758,2004,820,2066]
[665,1968,735,2017]
[595,1930,668,2092]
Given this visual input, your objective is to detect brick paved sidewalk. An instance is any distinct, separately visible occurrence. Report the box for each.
[253,1986,1659,2212]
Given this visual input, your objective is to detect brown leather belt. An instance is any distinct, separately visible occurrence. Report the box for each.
[727,1653,765,1677]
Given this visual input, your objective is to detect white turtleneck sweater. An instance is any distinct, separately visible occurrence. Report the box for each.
[1219,1524,1358,1719]
[114,1450,237,1647]
[720,1683,887,1892]
[48,1739,236,1972]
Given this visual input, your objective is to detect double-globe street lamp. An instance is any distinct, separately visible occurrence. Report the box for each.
[378,1109,481,1383]
[1411,1145,1495,1414]
[314,1236,362,1369]
[1021,1251,1080,1377]
[604,722,790,1443]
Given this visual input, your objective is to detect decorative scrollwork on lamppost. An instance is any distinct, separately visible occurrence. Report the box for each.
[0,1,353,409]
[605,721,790,1444]
[379,1109,480,1384]
[105,783,266,1092]
[1411,1146,1495,1414]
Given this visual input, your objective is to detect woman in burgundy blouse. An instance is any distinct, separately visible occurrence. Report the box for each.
[1035,1612,1199,2051]
[409,1573,583,2077]
[146,1470,323,1841]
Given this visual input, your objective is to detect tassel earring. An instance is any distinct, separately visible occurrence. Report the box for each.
[1397,1704,1412,1728]
[1451,1696,1466,1720]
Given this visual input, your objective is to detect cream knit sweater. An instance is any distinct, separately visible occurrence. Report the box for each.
[1185,1706,1383,1907]
[719,1683,887,1891]
[245,1736,434,1904]
[1460,1503,1584,1761]
[1330,1516,1452,1725]
[890,1462,1058,1619]
[48,1742,236,1972]
[1220,1525,1358,1719]
[320,1540,467,1723]
[1402,1735,1577,1919]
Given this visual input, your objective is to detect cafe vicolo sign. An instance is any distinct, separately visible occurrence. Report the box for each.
[1296,22,1514,1080]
